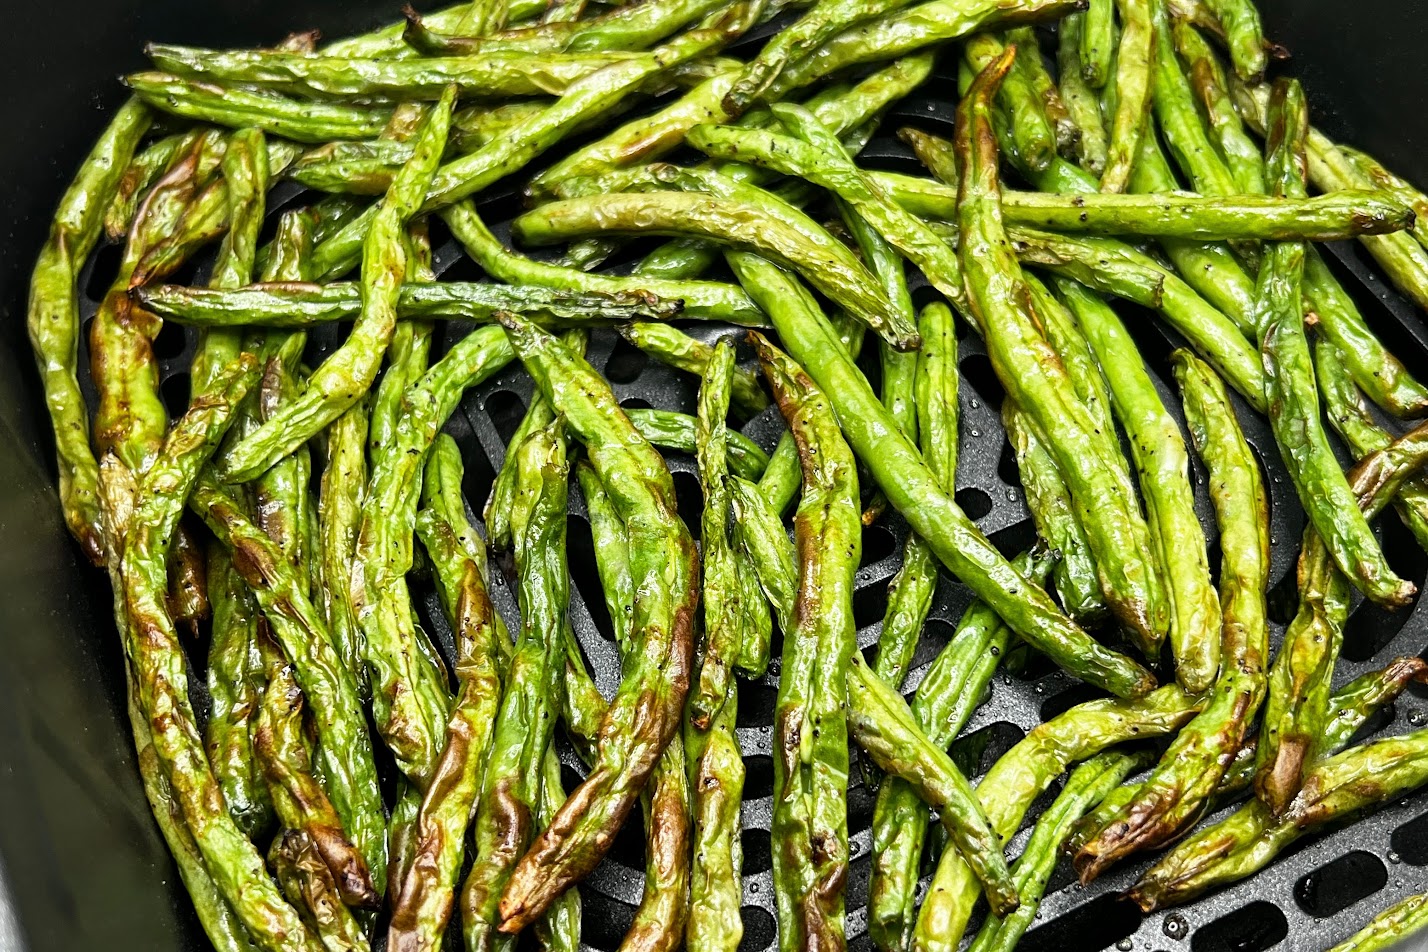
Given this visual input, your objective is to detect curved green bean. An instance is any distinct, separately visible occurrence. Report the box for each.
[27,96,149,560]
[1135,728,1428,911]
[958,53,1165,652]
[461,420,569,951]
[1072,350,1268,882]
[1100,0,1152,192]
[1257,79,1411,610]
[512,188,918,350]
[913,685,1199,951]
[1058,280,1220,691]
[728,251,1155,697]
[754,333,861,950]
[494,314,699,933]
[221,87,455,483]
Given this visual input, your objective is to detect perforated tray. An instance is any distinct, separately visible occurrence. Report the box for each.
[69,47,1428,952]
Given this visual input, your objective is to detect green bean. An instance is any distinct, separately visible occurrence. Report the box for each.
[965,32,1057,173]
[573,452,690,952]
[464,0,513,34]
[690,106,967,313]
[575,462,635,649]
[1309,131,1428,315]
[1151,0,1238,196]
[408,0,729,55]
[1328,893,1428,952]
[98,469,257,952]
[460,420,569,952]
[317,401,369,695]
[126,72,393,142]
[90,123,211,476]
[689,340,742,729]
[733,521,774,677]
[387,505,506,952]
[838,199,931,687]
[530,71,740,196]
[486,331,586,553]
[1258,79,1412,609]
[1060,280,1220,691]
[774,0,1084,97]
[634,54,936,282]
[354,324,517,788]
[728,473,799,635]
[128,138,301,293]
[752,333,861,950]
[621,732,691,952]
[848,655,1020,916]
[443,202,763,325]
[1135,727,1428,911]
[958,53,1165,652]
[913,685,1199,952]
[288,110,509,194]
[1125,126,1260,337]
[1058,13,1110,174]
[1257,416,1428,815]
[1010,228,1267,409]
[200,183,289,843]
[1072,350,1268,881]
[685,677,745,952]
[898,126,959,186]
[192,128,268,394]
[1201,0,1267,81]
[1002,402,1103,621]
[113,358,326,952]
[1235,81,1428,317]
[1172,18,1265,194]
[494,315,699,932]
[868,167,1409,241]
[1315,338,1428,551]
[533,749,583,952]
[724,0,917,113]
[915,301,958,489]
[1304,248,1428,419]
[1009,26,1079,157]
[729,252,1155,697]
[267,830,367,952]
[369,226,437,462]
[312,17,755,279]
[139,279,683,329]
[220,87,455,482]
[1342,145,1428,251]
[969,750,1155,952]
[618,323,768,417]
[625,408,771,480]
[322,0,546,56]
[204,542,271,840]
[191,471,389,900]
[512,189,919,350]
[1080,0,1115,87]
[1100,0,1152,192]
[145,42,637,100]
[252,348,310,571]
[1024,275,1129,495]
[1069,654,1428,854]
[867,551,1051,952]
[105,130,191,241]
[253,641,378,909]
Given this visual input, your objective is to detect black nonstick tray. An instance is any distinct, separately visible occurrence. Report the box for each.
[5,1,1428,950]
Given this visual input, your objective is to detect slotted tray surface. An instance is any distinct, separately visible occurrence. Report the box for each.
[68,46,1428,952]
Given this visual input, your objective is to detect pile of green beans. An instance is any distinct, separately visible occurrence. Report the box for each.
[29,0,1428,949]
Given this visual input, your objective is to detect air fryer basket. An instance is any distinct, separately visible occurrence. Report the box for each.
[4,2,1428,951]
